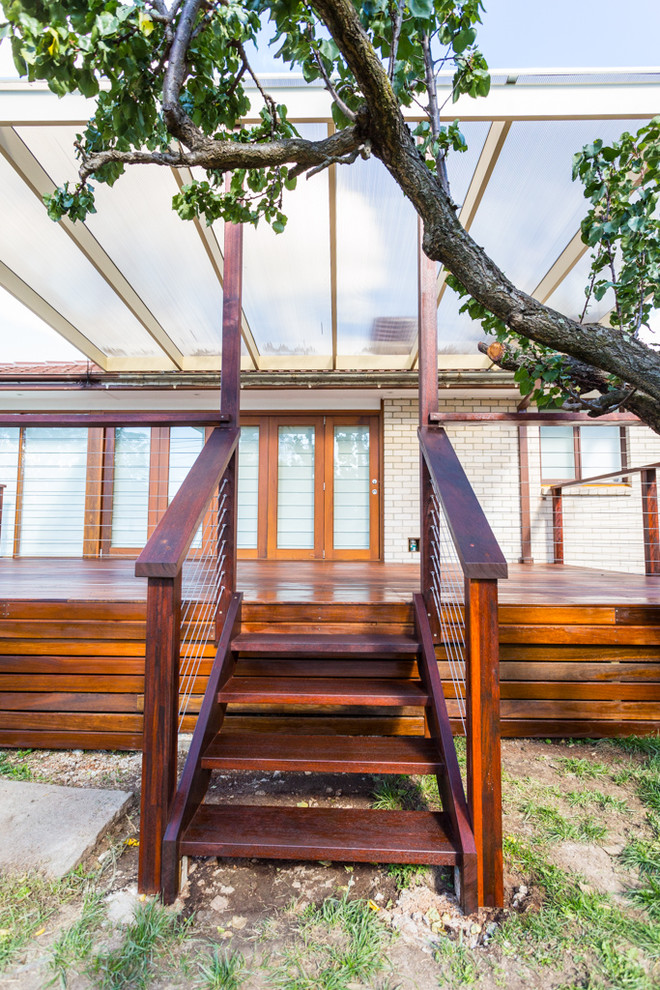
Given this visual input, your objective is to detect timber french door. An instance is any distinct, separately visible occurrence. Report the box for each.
[239,415,380,560]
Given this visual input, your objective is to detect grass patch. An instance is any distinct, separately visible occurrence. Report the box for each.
[496,836,660,981]
[92,900,190,989]
[434,932,478,985]
[0,749,33,781]
[386,862,429,890]
[566,790,628,813]
[197,947,247,990]
[371,775,418,811]
[0,872,64,971]
[557,757,609,780]
[520,801,607,843]
[268,895,390,989]
[48,891,106,988]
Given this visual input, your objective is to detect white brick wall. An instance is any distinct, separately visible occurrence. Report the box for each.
[382,396,520,563]
[382,398,660,573]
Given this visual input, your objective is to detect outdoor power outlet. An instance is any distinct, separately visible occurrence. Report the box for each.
[408,537,420,553]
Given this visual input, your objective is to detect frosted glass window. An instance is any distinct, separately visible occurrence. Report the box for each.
[168,427,205,500]
[238,427,259,550]
[20,428,87,556]
[333,426,370,550]
[169,426,205,549]
[277,427,315,549]
[580,426,622,479]
[111,427,151,548]
[540,427,576,481]
[0,428,19,556]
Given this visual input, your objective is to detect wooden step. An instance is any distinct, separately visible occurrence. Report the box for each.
[231,633,420,657]
[202,733,443,773]
[180,805,459,864]
[235,659,418,679]
[218,676,428,706]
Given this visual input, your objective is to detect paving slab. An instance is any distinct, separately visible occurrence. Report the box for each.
[0,779,132,877]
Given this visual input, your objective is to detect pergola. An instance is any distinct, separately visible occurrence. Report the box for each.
[0,67,658,375]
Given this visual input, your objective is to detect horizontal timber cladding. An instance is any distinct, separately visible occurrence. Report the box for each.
[0,600,659,750]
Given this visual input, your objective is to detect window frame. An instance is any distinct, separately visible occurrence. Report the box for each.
[540,424,628,486]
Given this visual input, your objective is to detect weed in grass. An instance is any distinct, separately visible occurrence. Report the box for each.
[520,801,607,844]
[566,790,628,813]
[434,933,478,986]
[371,776,411,811]
[386,862,429,890]
[48,891,106,988]
[92,899,189,989]
[557,758,609,779]
[197,948,247,990]
[268,895,390,989]
[0,749,33,780]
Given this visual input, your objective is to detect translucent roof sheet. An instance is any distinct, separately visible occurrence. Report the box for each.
[336,154,417,355]
[0,74,657,372]
[18,126,225,357]
[242,123,331,356]
[0,152,161,358]
[468,119,647,294]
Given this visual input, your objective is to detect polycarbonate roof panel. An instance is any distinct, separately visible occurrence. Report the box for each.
[544,247,615,324]
[437,284,486,354]
[18,126,225,356]
[468,119,648,294]
[336,155,417,355]
[0,152,161,357]
[241,123,332,355]
[443,121,490,210]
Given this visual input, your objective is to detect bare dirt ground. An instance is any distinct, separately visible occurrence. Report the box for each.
[0,736,658,989]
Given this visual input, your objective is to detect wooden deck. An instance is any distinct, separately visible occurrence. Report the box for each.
[2,557,660,605]
[1,558,659,750]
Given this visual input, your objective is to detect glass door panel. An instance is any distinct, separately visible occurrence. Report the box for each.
[20,427,88,556]
[237,426,259,550]
[333,425,370,550]
[111,426,151,549]
[276,426,316,550]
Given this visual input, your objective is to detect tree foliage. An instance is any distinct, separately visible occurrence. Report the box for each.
[1,1,660,430]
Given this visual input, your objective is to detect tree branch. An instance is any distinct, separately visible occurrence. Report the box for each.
[388,0,405,82]
[161,0,206,148]
[78,126,366,182]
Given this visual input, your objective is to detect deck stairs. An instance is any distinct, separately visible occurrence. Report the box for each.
[162,593,477,912]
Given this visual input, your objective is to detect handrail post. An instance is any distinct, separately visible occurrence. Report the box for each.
[465,576,503,908]
[551,486,564,564]
[138,572,182,894]
[641,468,660,576]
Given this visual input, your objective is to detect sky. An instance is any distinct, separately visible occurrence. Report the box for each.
[0,0,659,362]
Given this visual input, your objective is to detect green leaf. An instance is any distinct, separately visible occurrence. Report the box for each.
[452,27,477,53]
[408,0,434,18]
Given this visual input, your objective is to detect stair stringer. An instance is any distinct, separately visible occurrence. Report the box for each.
[413,593,478,915]
[161,592,243,904]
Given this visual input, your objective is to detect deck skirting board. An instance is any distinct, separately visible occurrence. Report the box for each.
[1,599,659,749]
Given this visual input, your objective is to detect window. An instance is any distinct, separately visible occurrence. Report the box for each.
[540,425,626,484]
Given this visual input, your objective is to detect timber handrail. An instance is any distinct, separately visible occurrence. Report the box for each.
[549,460,660,493]
[419,426,508,580]
[0,412,229,427]
[136,426,239,579]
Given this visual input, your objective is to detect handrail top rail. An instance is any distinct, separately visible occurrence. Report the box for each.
[420,426,508,581]
[550,460,660,493]
[0,412,229,428]
[136,425,239,579]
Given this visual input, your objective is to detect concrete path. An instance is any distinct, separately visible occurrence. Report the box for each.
[0,780,132,877]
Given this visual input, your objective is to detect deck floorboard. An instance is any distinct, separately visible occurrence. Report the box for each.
[1,558,660,605]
